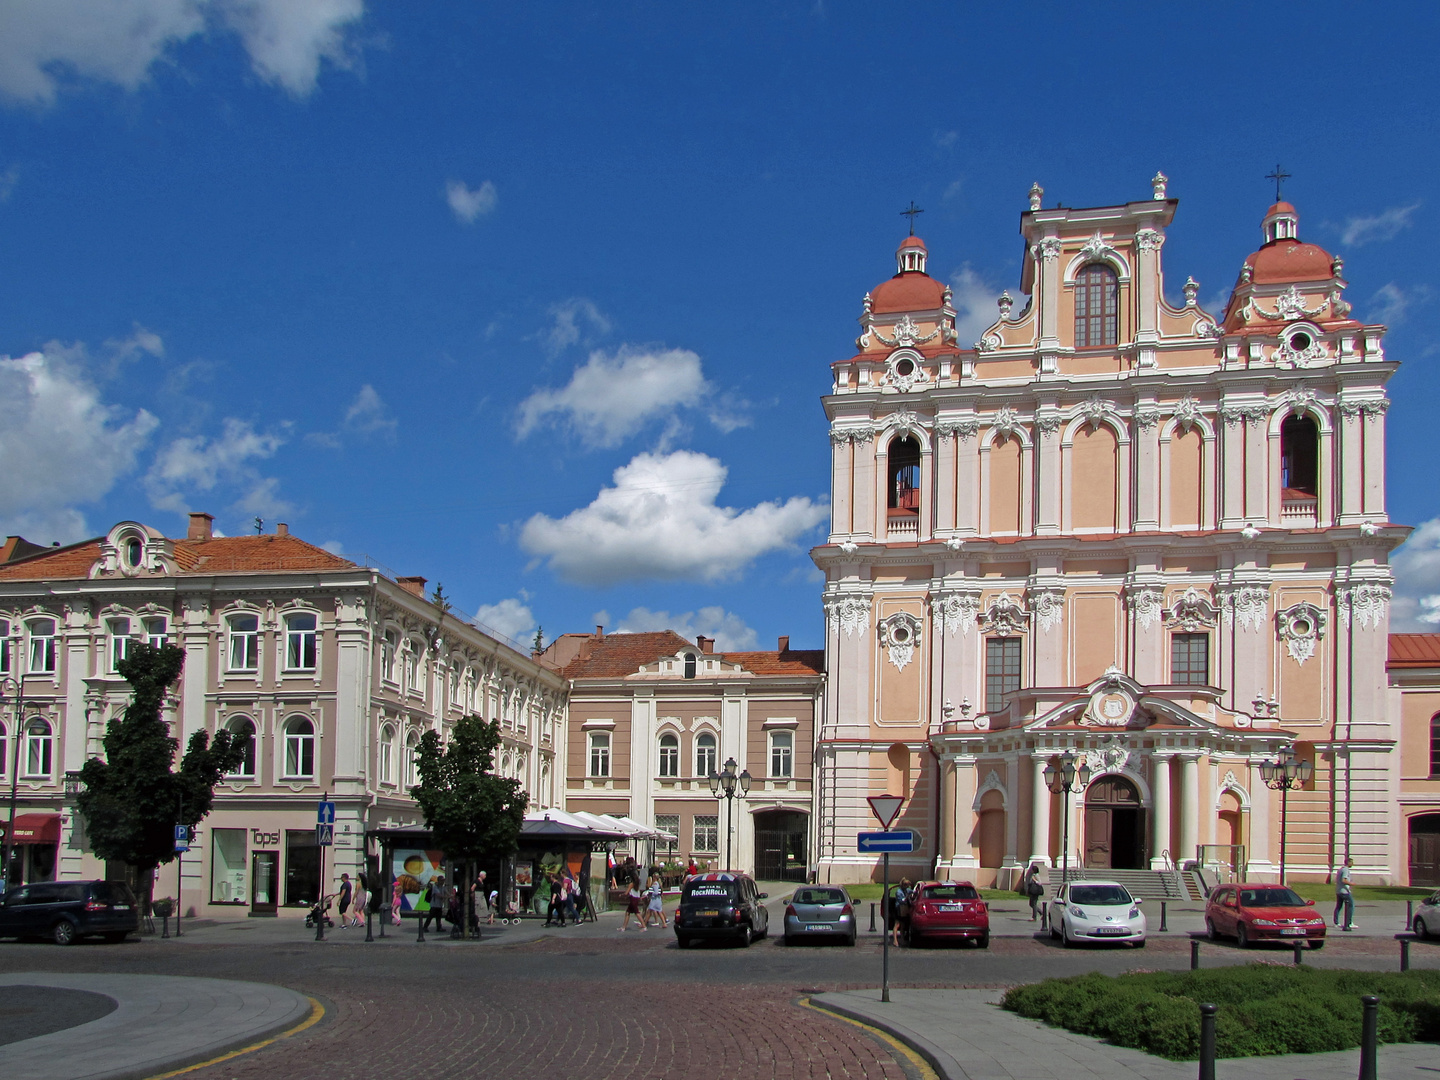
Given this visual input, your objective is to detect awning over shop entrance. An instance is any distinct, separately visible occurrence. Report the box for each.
[2,814,61,843]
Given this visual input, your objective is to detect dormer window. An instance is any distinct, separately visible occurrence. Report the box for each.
[684,653,697,679]
[125,537,143,569]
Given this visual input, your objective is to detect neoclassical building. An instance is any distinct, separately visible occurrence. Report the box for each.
[813,176,1416,886]
[0,514,564,914]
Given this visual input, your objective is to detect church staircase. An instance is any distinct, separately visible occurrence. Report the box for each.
[1057,867,1203,902]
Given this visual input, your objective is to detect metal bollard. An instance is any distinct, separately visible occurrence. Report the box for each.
[1400,936,1410,972]
[1160,900,1168,932]
[1198,1003,1217,1080]
[1358,995,1379,1080]
[1293,940,1304,965]
[869,903,876,933]
[1406,900,1414,931]
[1191,939,1201,970]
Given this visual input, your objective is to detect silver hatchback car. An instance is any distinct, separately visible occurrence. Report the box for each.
[783,885,857,945]
[1413,890,1440,939]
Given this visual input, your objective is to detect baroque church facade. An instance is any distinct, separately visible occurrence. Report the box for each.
[813,175,1415,886]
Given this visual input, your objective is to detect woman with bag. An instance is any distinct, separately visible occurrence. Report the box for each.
[1021,863,1045,922]
[889,878,913,947]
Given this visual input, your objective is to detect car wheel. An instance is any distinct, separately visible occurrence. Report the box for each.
[1309,939,1325,951]
[1132,937,1146,949]
[846,932,856,947]
[977,933,990,949]
[1061,921,1075,948]
[1049,917,1061,941]
[1206,918,1220,941]
[738,923,752,948]
[103,932,129,944]
[52,920,76,946]
[676,935,691,949]
[1236,923,1250,949]
[1414,916,1429,940]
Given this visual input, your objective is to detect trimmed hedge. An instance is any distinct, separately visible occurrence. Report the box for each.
[1001,965,1440,1060]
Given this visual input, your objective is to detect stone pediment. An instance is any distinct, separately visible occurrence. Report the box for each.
[1024,668,1229,733]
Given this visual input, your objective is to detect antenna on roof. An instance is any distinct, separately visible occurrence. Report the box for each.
[253,516,264,535]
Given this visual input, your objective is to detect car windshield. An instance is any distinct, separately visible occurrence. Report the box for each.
[684,883,738,902]
[922,884,979,900]
[1239,888,1305,907]
[1068,885,1132,906]
[793,888,846,905]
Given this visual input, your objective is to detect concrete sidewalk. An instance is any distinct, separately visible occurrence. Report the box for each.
[812,988,1439,1080]
[0,972,312,1080]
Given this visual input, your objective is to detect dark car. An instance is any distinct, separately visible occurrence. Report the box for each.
[1204,883,1326,948]
[907,881,990,947]
[0,880,141,945]
[673,872,769,948]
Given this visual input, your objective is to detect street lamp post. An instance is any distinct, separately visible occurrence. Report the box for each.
[1260,746,1312,885]
[1043,750,1092,886]
[708,757,751,873]
[0,677,24,892]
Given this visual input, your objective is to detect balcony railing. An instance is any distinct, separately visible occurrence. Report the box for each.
[886,513,918,541]
[1280,492,1317,528]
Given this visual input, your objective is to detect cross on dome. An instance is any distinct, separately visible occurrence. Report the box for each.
[900,201,924,235]
[1265,164,1292,202]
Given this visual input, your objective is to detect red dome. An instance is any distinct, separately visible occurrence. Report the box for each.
[1247,239,1335,284]
[1266,201,1297,217]
[897,234,928,252]
[870,272,946,314]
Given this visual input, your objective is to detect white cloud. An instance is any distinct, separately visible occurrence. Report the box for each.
[540,297,611,356]
[321,539,344,555]
[1368,282,1430,324]
[519,449,827,586]
[517,345,711,448]
[614,606,759,652]
[949,263,1014,347]
[1340,203,1420,248]
[0,349,158,543]
[145,416,291,517]
[343,383,395,437]
[473,597,536,643]
[0,166,17,202]
[445,178,497,224]
[0,0,365,105]
[933,129,958,149]
[1391,517,1440,630]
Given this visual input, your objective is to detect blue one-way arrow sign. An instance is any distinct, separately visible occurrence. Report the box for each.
[317,800,336,825]
[858,830,917,853]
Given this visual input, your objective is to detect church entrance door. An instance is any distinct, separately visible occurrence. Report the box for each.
[1084,776,1145,870]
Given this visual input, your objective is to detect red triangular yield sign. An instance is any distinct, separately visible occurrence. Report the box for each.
[867,794,905,828]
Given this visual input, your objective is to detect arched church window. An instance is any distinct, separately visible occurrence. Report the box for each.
[1280,414,1319,496]
[887,436,921,511]
[1074,263,1119,347]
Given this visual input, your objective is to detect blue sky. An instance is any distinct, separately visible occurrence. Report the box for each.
[3,1,1440,649]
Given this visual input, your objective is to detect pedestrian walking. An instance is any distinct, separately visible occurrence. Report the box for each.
[563,873,580,924]
[1334,856,1356,930]
[336,873,353,929]
[487,889,498,925]
[1021,863,1045,922]
[545,873,565,926]
[889,878,913,946]
[391,876,404,926]
[421,875,446,933]
[644,873,667,928]
[620,879,645,931]
[350,872,369,929]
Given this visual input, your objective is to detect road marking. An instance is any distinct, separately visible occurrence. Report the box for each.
[141,995,325,1079]
[799,996,939,1080]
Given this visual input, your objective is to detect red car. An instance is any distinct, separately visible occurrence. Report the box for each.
[1204,883,1326,949]
[907,880,989,948]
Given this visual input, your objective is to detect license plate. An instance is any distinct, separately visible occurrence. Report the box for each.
[806,924,831,932]
[699,910,719,917]
[1093,927,1129,935]
[939,903,963,911]
[1279,927,1307,936]
[113,905,130,911]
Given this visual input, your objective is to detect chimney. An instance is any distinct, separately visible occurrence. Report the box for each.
[697,635,714,654]
[595,624,605,638]
[396,576,427,597]
[777,635,790,653]
[187,512,214,541]
[275,522,289,537]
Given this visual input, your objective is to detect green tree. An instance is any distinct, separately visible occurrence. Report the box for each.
[76,642,246,910]
[411,715,526,937]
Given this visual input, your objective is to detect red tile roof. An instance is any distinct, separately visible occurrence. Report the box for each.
[561,632,825,680]
[1388,634,1440,668]
[0,534,355,580]
[724,649,824,676]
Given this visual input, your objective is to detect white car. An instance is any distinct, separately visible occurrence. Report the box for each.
[1414,890,1440,939]
[1048,880,1147,948]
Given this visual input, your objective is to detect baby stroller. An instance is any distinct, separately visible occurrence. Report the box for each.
[305,893,336,929]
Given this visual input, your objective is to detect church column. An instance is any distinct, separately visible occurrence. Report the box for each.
[1133,405,1161,529]
[831,432,853,535]
[1030,754,1051,866]
[1219,412,1247,528]
[955,428,979,533]
[1150,753,1173,869]
[874,445,889,538]
[1035,408,1062,534]
[951,755,978,869]
[854,433,876,539]
[935,431,956,533]
[1178,753,1201,867]
[1245,755,1274,877]
[919,445,934,542]
[1002,755,1020,867]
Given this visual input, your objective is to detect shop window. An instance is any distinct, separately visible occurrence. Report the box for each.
[984,637,1022,714]
[284,829,320,907]
[379,722,396,784]
[695,731,717,778]
[227,614,259,672]
[405,731,420,787]
[769,730,794,778]
[24,718,52,778]
[210,828,247,903]
[226,717,256,778]
[1280,414,1319,496]
[144,617,167,648]
[655,814,679,856]
[284,613,317,671]
[1075,262,1119,347]
[887,435,921,511]
[283,716,315,779]
[107,617,132,672]
[0,618,11,675]
[588,731,611,778]
[1171,633,1210,686]
[658,733,679,777]
[693,814,719,853]
[27,619,56,675]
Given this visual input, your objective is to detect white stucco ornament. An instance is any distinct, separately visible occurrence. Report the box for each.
[1029,588,1064,633]
[936,591,980,636]
[981,592,1029,637]
[1339,582,1391,631]
[1167,587,1218,632]
[878,611,923,672]
[1277,601,1328,665]
[1085,737,1135,776]
[825,594,871,638]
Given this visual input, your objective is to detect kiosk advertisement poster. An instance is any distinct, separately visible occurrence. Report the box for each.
[390,848,445,912]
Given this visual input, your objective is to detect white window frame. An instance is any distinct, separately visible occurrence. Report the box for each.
[283,613,318,672]
[143,616,167,649]
[0,721,7,777]
[695,731,717,778]
[0,618,11,676]
[23,718,53,778]
[658,732,680,778]
[588,731,611,778]
[379,722,396,785]
[27,619,56,675]
[406,640,424,691]
[693,814,719,853]
[769,729,794,779]
[226,716,257,778]
[107,617,133,672]
[227,614,260,672]
[404,731,420,787]
[380,629,399,683]
[282,716,316,779]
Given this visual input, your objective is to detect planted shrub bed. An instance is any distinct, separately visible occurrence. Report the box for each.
[1001,965,1440,1060]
